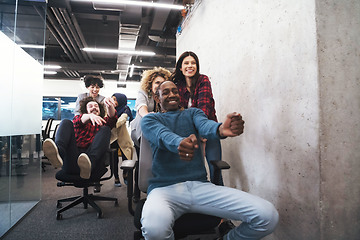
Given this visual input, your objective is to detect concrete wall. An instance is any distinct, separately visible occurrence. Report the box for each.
[316,0,360,239]
[177,0,360,239]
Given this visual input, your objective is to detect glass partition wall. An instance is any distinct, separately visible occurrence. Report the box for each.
[0,0,46,237]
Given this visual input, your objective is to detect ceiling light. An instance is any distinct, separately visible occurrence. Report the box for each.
[72,0,184,10]
[18,44,45,49]
[44,71,57,75]
[82,47,155,56]
[44,65,62,69]
[129,64,135,77]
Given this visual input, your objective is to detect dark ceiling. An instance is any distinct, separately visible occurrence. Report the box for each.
[44,0,185,81]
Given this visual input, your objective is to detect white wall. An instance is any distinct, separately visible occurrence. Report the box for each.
[43,78,140,99]
[177,0,360,239]
[0,31,43,136]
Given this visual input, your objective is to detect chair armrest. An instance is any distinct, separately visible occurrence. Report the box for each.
[120,160,136,170]
[210,160,230,170]
[99,148,117,181]
[210,160,230,186]
[121,159,137,216]
[104,148,117,166]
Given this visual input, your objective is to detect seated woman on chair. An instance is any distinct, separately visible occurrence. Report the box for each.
[43,97,117,180]
[110,93,134,187]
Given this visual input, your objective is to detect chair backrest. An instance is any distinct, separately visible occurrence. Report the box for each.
[42,118,54,139]
[138,134,153,192]
[52,123,59,140]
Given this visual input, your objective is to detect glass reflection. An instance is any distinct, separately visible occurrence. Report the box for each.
[0,0,46,237]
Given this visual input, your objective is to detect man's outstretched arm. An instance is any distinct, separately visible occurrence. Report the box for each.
[141,114,184,153]
[218,112,245,138]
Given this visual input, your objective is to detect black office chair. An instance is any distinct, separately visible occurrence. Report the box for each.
[52,123,59,140]
[121,135,231,240]
[55,148,119,220]
[42,118,54,140]
[41,118,54,171]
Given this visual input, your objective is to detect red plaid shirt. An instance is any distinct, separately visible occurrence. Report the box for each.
[176,74,218,122]
[73,114,118,148]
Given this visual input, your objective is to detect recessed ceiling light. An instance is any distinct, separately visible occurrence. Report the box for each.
[129,64,135,77]
[18,44,45,49]
[82,47,155,56]
[71,0,184,10]
[44,65,62,69]
[44,71,57,75]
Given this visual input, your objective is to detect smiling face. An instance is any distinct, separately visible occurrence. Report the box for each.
[180,55,197,79]
[151,76,165,94]
[155,81,180,112]
[86,101,100,115]
[87,84,100,98]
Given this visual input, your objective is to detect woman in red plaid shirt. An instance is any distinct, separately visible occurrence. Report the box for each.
[43,97,118,180]
[170,51,223,185]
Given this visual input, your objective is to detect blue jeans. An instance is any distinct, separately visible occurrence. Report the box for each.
[205,138,223,185]
[141,181,279,240]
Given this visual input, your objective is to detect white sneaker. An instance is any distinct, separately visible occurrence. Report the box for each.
[43,139,63,168]
[78,153,91,179]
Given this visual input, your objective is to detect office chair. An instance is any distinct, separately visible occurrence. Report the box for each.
[41,118,54,171]
[121,135,231,240]
[52,123,59,140]
[55,148,119,220]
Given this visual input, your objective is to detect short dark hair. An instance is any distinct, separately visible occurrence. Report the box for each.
[79,97,105,117]
[154,80,171,97]
[83,75,104,88]
[154,81,183,112]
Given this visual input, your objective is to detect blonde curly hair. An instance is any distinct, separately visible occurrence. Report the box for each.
[140,67,171,97]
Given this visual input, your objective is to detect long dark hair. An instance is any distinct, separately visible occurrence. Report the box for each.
[170,51,200,98]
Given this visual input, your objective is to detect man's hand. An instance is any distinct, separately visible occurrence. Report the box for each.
[82,113,106,126]
[104,97,116,117]
[178,134,199,161]
[104,96,115,107]
[218,112,245,138]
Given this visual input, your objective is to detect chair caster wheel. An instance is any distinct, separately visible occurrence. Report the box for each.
[115,200,119,206]
[97,212,103,218]
[57,202,62,208]
[56,213,63,220]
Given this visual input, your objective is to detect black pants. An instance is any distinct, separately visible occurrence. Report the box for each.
[110,141,128,179]
[55,119,110,179]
